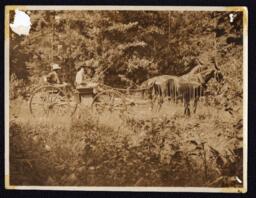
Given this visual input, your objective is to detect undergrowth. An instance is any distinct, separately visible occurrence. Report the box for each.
[9,101,243,187]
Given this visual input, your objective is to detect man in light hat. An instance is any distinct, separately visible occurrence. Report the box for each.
[46,63,62,84]
[45,63,74,98]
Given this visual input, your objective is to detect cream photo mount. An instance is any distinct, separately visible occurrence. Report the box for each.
[4,5,248,192]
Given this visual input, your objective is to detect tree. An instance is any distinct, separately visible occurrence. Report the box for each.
[9,10,243,92]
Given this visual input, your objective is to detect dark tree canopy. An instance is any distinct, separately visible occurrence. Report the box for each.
[9,10,243,91]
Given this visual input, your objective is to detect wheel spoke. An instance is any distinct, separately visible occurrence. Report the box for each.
[92,91,126,115]
[50,91,59,103]
[30,86,77,117]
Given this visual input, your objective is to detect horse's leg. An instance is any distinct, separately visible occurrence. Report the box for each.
[158,88,164,111]
[185,104,191,116]
[155,95,162,112]
[187,104,191,116]
[184,97,191,116]
[154,85,161,112]
[148,86,154,111]
[160,85,166,111]
[193,97,199,113]
[142,89,146,99]
[150,97,154,111]
[184,104,187,115]
[152,86,159,111]
[150,92,156,111]
[184,98,188,115]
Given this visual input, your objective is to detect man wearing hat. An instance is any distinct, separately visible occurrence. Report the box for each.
[75,62,95,88]
[75,64,86,88]
[46,63,62,84]
[45,63,73,98]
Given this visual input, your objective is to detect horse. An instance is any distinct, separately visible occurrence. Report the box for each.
[167,79,204,116]
[140,63,208,101]
[142,58,223,115]
[166,59,224,116]
[140,62,209,109]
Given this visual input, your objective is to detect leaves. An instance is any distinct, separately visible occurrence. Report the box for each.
[10,10,243,91]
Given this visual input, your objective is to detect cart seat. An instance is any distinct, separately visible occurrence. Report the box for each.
[76,83,97,93]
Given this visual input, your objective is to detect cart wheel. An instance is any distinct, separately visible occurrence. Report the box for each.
[29,85,77,117]
[91,90,127,115]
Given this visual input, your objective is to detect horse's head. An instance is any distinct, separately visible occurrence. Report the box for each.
[212,58,224,83]
[199,58,224,85]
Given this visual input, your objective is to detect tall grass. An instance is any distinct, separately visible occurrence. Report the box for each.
[9,98,243,187]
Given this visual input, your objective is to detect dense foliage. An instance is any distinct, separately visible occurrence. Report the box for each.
[10,10,243,88]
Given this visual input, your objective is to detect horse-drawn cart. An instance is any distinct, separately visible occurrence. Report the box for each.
[29,82,132,116]
[29,61,223,117]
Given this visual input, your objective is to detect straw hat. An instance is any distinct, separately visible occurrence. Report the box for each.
[51,63,61,70]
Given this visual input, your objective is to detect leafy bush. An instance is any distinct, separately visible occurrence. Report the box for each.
[10,73,28,100]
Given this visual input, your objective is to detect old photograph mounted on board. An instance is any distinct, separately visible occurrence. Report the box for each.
[5,6,248,192]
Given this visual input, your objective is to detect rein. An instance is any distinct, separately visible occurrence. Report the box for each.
[99,83,154,93]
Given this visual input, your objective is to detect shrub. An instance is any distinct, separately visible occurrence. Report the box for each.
[10,73,28,100]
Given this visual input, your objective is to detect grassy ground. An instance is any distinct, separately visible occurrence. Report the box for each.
[9,97,243,187]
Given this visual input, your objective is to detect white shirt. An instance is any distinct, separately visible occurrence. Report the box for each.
[75,69,85,85]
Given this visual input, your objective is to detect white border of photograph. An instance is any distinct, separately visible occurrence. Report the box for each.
[4,5,248,193]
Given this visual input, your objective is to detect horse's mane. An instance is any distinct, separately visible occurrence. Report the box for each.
[179,64,208,77]
[190,65,208,75]
[140,64,210,88]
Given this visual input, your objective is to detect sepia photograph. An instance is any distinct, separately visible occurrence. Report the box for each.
[5,6,247,192]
